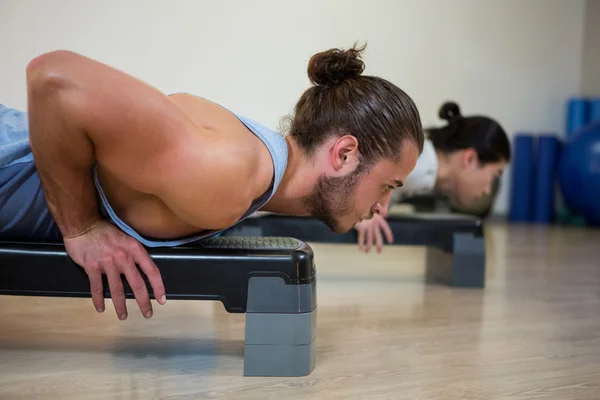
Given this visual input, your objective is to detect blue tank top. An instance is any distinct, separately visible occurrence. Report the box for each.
[0,103,288,246]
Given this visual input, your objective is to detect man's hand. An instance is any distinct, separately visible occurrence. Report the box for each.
[354,213,394,253]
[63,220,166,320]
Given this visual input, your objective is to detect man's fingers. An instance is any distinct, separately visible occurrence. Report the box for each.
[104,265,127,320]
[86,267,105,313]
[123,263,153,319]
[133,244,166,305]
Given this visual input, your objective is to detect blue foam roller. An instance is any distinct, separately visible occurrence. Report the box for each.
[566,98,589,137]
[532,135,560,223]
[509,134,535,222]
[589,98,600,124]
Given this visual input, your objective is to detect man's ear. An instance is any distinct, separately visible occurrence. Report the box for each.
[331,135,360,172]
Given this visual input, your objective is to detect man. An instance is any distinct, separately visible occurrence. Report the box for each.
[0,44,424,320]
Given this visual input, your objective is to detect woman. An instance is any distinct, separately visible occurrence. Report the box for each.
[355,101,511,252]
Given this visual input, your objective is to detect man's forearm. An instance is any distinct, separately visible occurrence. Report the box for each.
[27,55,102,238]
[34,158,102,239]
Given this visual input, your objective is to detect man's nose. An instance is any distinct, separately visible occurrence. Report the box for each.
[374,191,392,216]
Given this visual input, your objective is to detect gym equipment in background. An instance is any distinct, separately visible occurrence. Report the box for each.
[558,121,600,227]
[590,98,600,124]
[225,211,486,288]
[509,133,561,224]
[567,97,590,137]
[508,134,534,222]
[557,96,598,226]
[532,135,560,223]
[0,236,317,377]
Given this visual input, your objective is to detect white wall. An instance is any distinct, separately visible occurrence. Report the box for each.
[581,0,600,96]
[0,0,587,215]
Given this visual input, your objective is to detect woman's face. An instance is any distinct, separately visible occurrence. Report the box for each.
[453,152,506,208]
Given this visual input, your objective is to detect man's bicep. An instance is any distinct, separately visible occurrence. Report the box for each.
[45,51,204,193]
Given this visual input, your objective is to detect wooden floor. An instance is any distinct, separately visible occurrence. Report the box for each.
[1,222,600,399]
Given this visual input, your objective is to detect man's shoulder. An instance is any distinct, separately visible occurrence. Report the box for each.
[168,93,242,130]
[168,93,280,147]
[166,91,282,202]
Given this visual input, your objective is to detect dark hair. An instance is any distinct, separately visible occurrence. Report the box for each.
[287,43,424,168]
[428,101,511,163]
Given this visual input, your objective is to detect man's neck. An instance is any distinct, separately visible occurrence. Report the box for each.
[261,136,315,216]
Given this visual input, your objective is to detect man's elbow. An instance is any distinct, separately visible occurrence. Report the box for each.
[26,50,79,95]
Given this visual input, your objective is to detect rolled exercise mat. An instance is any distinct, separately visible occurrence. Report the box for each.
[566,97,589,137]
[508,134,535,222]
[532,134,560,223]
[589,98,600,124]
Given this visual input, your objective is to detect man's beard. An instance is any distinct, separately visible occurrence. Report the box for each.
[303,168,363,233]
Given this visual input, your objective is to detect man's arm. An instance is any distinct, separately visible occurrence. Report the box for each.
[25,50,251,319]
[27,50,249,234]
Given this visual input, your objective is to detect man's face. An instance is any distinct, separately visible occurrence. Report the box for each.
[305,141,419,233]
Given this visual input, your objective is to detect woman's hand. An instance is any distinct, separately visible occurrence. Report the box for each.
[354,213,394,253]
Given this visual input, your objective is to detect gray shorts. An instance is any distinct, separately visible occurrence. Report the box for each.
[0,104,61,242]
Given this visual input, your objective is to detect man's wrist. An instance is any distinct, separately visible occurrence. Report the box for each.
[61,217,105,240]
